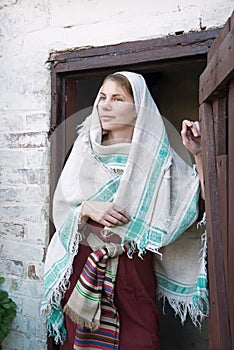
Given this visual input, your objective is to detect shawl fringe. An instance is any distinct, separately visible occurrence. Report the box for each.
[47,318,67,344]
[157,292,209,327]
[157,220,209,327]
[41,230,83,344]
[63,304,100,331]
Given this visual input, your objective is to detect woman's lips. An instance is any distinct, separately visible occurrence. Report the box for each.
[100,115,115,121]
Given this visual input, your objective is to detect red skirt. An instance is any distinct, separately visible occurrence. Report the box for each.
[60,222,160,350]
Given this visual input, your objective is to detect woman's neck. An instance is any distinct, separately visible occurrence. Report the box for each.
[102,127,134,145]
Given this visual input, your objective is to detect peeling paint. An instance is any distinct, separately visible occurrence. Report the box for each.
[27,265,40,280]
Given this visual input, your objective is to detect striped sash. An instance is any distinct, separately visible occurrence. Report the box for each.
[64,237,123,349]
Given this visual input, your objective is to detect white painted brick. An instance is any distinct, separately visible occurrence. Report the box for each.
[26,338,47,350]
[0,0,49,38]
[1,277,23,296]
[49,0,179,28]
[13,299,23,316]
[0,57,50,113]
[0,71,50,111]
[24,149,50,169]
[6,0,231,55]
[0,88,49,113]
[2,326,47,350]
[1,331,26,350]
[0,148,49,169]
[1,205,47,223]
[0,259,24,277]
[0,221,48,244]
[46,0,234,49]
[25,113,50,132]
[0,112,25,132]
[0,150,25,168]
[27,263,45,282]
[2,66,50,105]
[0,168,48,185]
[0,185,49,204]
[0,222,26,239]
[10,314,47,340]
[1,239,45,261]
[201,1,234,28]
[1,131,48,148]
[2,277,45,298]
[23,297,42,318]
[24,222,48,244]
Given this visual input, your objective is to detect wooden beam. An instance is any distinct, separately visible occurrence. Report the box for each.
[216,154,228,286]
[65,79,79,162]
[49,69,63,224]
[214,97,228,296]
[50,29,219,61]
[49,29,219,74]
[213,98,227,156]
[200,102,231,350]
[49,71,66,229]
[228,79,234,348]
[199,29,234,103]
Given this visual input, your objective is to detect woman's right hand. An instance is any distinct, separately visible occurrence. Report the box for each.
[81,201,131,228]
[181,120,201,156]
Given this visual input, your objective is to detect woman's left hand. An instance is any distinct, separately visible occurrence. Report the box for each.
[181,120,201,156]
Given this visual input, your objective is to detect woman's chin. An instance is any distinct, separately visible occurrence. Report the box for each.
[101,123,116,131]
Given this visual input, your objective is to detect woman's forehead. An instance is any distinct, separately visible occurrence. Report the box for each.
[100,79,133,98]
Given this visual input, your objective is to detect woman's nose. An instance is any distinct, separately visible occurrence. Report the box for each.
[102,99,112,110]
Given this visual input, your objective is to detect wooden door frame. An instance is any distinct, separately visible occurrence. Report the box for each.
[199,12,234,349]
[48,28,220,350]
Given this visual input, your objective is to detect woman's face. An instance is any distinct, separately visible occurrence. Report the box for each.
[97,79,137,134]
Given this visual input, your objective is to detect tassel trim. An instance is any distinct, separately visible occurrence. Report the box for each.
[157,292,209,327]
[63,304,100,331]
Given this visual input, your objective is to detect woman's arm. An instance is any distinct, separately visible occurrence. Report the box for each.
[81,201,131,227]
[181,120,205,199]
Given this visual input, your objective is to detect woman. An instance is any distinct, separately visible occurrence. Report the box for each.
[41,71,209,349]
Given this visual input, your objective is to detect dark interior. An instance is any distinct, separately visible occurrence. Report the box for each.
[63,59,209,350]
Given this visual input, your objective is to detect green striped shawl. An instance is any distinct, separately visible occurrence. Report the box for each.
[41,71,209,344]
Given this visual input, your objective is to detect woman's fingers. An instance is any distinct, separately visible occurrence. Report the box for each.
[99,213,129,227]
[104,206,131,226]
[181,119,202,156]
[181,120,191,143]
[112,204,132,221]
[104,214,126,226]
[84,201,131,226]
[189,121,200,138]
[100,218,116,228]
[193,121,200,137]
[181,119,200,139]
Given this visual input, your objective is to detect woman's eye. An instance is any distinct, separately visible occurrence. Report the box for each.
[99,96,105,101]
[114,98,123,102]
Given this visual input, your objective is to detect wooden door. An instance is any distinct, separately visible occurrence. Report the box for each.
[199,10,234,350]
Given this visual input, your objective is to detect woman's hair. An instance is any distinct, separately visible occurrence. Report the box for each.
[103,73,134,99]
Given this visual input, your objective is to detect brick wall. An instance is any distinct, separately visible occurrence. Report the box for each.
[0,110,49,349]
[0,1,233,349]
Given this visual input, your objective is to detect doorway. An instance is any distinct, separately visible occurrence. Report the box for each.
[48,29,219,350]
